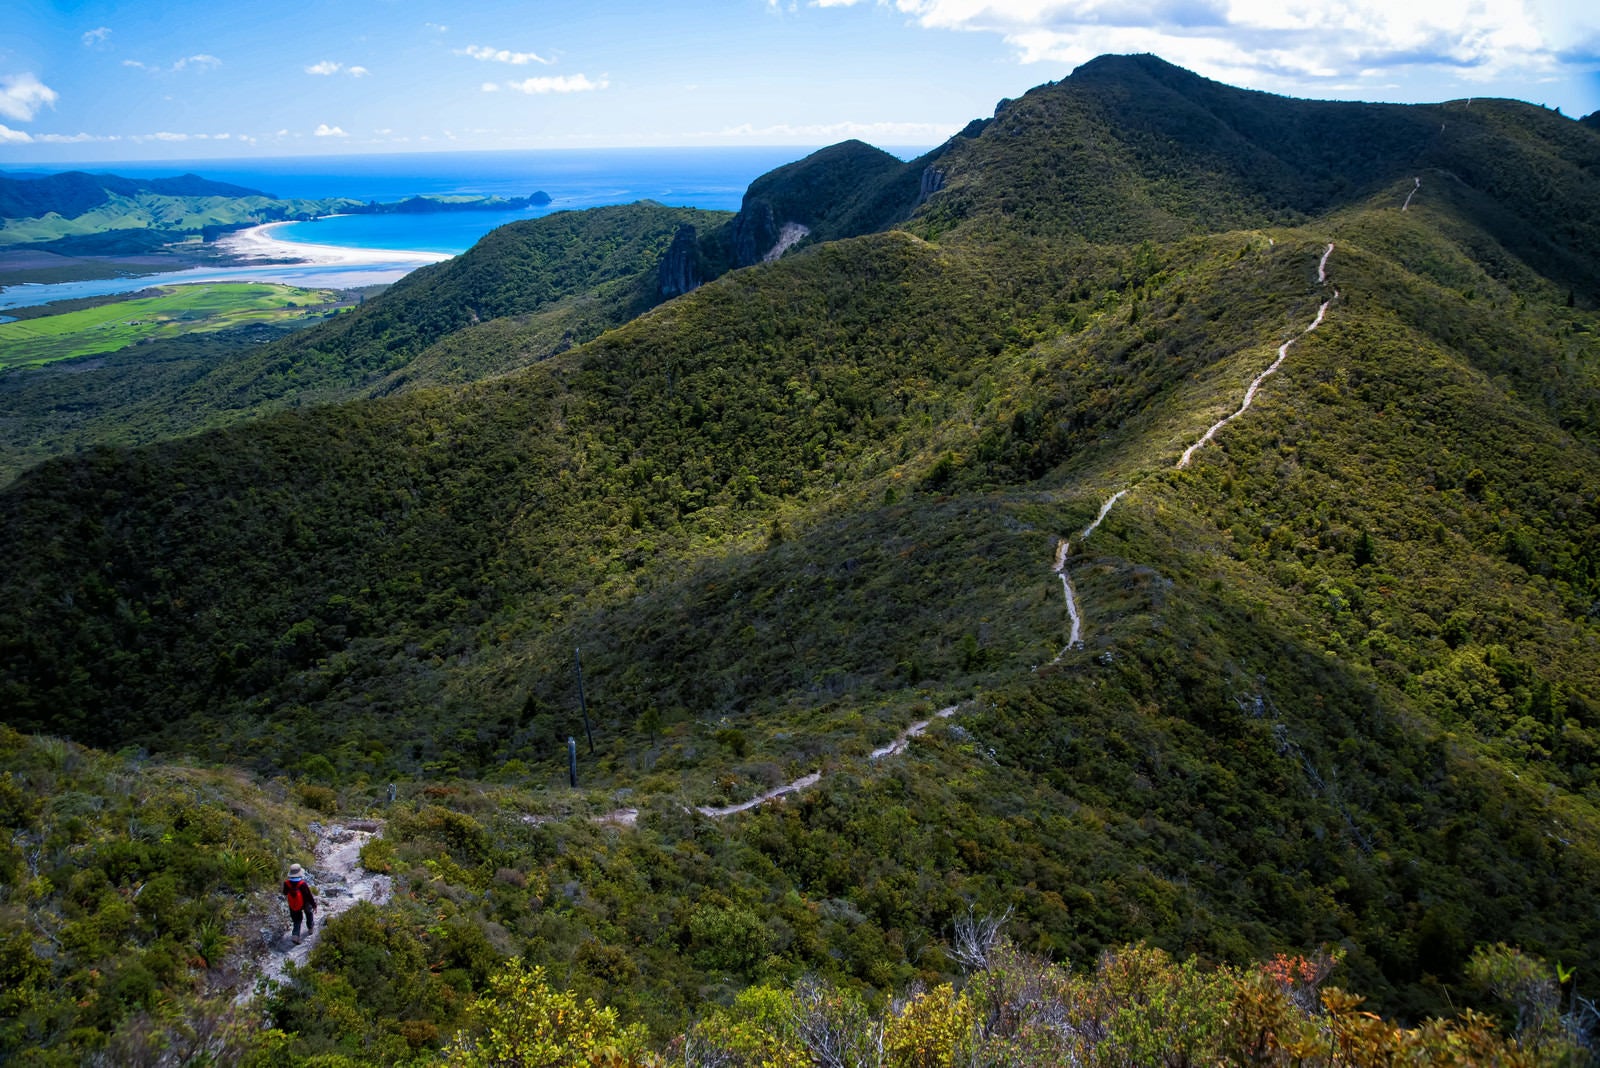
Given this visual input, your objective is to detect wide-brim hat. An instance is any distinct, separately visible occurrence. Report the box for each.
[288,863,304,878]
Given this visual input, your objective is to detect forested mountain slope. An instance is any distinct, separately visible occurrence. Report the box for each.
[911,54,1600,291]
[178,201,732,408]
[3,54,1600,1062]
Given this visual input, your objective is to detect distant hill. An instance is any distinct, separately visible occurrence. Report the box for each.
[0,170,271,219]
[0,171,350,254]
[2,54,1600,1060]
[696,139,933,269]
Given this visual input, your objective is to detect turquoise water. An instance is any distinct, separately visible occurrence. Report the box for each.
[0,258,444,310]
[2,146,938,310]
[273,209,543,254]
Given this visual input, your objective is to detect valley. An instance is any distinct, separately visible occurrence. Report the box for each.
[0,281,357,370]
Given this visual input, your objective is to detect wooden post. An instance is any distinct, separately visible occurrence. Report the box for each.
[568,737,578,788]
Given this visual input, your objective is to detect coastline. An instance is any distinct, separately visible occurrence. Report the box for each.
[217,221,453,268]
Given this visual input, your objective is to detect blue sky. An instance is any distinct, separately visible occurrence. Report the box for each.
[2,0,1597,162]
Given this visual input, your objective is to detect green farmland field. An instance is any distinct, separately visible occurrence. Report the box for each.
[0,282,347,369]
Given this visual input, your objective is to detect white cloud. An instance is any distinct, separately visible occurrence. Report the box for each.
[0,128,125,144]
[884,0,1599,98]
[82,26,112,47]
[172,54,221,72]
[0,73,59,122]
[124,54,222,74]
[314,123,348,137]
[457,44,555,65]
[425,22,449,32]
[503,73,608,93]
[481,82,501,92]
[308,60,370,77]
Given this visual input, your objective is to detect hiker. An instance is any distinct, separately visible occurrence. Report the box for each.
[283,863,317,944]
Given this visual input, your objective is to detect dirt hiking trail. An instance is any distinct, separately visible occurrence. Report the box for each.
[1051,244,1337,657]
[236,820,392,1001]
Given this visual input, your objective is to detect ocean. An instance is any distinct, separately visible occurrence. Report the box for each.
[172,147,827,252]
[0,146,929,310]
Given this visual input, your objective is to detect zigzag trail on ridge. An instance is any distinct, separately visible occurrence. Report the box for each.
[235,702,964,997]
[1051,244,1337,660]
[232,247,1343,1001]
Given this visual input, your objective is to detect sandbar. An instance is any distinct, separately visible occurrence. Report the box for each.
[217,221,452,268]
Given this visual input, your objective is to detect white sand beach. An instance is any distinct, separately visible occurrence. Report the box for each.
[218,221,452,268]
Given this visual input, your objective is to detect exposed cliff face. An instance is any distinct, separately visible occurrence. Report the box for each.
[729,200,780,269]
[704,140,937,271]
[657,224,703,297]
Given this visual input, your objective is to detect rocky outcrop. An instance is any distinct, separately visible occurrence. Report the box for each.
[762,222,810,262]
[914,166,946,207]
[658,224,703,297]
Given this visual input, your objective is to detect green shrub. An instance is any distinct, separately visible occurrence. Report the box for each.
[297,784,338,814]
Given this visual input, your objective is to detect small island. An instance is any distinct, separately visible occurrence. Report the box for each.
[348,191,552,215]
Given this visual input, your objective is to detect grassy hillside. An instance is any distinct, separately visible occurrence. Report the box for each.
[0,725,308,1063]
[2,54,1599,1063]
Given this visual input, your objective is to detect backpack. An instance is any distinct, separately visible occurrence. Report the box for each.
[285,879,306,910]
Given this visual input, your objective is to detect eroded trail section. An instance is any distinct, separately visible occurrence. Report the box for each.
[240,821,392,1000]
[1050,486,1128,656]
[1051,244,1336,655]
[691,704,961,815]
[869,705,959,759]
[1177,290,1331,470]
[697,773,824,818]
[526,706,964,829]
[1052,539,1083,649]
